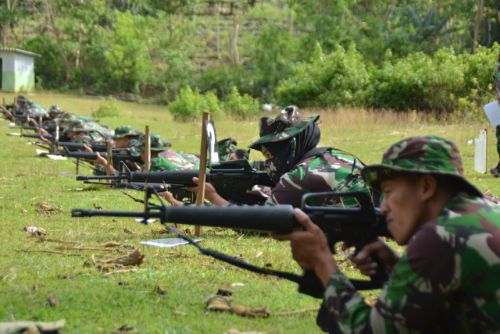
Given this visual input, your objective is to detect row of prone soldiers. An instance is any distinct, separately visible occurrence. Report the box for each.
[2,95,500,333]
[1,95,249,175]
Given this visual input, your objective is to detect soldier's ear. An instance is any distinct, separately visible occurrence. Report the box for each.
[418,175,438,201]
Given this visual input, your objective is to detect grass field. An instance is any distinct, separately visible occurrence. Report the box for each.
[0,92,498,333]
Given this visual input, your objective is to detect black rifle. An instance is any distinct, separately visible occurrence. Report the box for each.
[21,133,53,140]
[72,190,389,296]
[57,141,108,152]
[76,159,275,205]
[61,150,143,163]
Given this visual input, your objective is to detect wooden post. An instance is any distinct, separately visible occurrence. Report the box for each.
[106,141,113,176]
[195,112,210,236]
[144,126,151,171]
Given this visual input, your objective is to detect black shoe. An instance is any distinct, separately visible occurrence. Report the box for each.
[490,167,500,177]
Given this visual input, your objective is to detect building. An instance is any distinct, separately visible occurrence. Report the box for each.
[0,48,39,92]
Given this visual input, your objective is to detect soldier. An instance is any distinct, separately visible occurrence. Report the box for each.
[217,137,249,161]
[113,125,142,149]
[165,106,368,207]
[491,51,500,177]
[276,136,500,333]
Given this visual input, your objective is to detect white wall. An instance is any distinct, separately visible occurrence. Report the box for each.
[0,53,16,72]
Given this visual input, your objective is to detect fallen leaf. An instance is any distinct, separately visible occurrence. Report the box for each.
[57,274,72,280]
[31,285,39,293]
[154,285,166,296]
[255,251,263,259]
[205,295,232,312]
[216,288,232,297]
[34,201,61,215]
[226,329,265,334]
[116,324,134,333]
[23,226,47,237]
[123,228,134,235]
[47,296,57,307]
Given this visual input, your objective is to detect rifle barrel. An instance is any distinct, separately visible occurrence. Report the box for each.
[72,205,296,233]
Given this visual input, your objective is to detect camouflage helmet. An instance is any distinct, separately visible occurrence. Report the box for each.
[129,134,169,157]
[113,125,141,139]
[249,105,320,151]
[362,136,482,197]
[48,105,64,115]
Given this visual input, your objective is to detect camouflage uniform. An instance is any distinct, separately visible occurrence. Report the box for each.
[217,138,249,161]
[249,106,369,207]
[152,150,200,171]
[321,136,500,333]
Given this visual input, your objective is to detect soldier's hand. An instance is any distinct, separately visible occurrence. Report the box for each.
[351,239,399,275]
[274,209,339,287]
[187,177,229,206]
[160,191,183,207]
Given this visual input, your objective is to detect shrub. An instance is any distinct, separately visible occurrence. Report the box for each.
[168,87,221,121]
[223,87,260,119]
[276,43,369,108]
[92,97,122,118]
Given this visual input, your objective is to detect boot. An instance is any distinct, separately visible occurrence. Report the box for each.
[490,162,500,177]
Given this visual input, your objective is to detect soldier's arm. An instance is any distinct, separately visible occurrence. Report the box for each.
[322,224,454,333]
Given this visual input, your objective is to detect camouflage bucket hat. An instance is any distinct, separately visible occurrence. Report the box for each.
[129,134,168,156]
[68,120,90,132]
[362,136,482,197]
[113,125,141,139]
[48,105,64,115]
[249,106,320,151]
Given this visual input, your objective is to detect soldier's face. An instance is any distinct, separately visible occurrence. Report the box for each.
[380,177,428,245]
[115,137,130,149]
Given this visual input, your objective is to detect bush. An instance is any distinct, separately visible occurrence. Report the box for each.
[168,87,221,121]
[367,45,500,114]
[92,97,122,118]
[366,49,465,112]
[223,87,260,119]
[276,43,369,108]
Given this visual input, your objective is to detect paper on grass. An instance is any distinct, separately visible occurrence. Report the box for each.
[141,238,202,248]
[36,149,49,156]
[483,101,500,127]
[134,218,157,224]
[46,154,67,161]
[7,132,21,136]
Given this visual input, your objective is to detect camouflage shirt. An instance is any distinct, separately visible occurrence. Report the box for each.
[150,150,200,171]
[322,192,500,333]
[265,148,368,207]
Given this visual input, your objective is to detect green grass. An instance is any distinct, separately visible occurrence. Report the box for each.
[0,92,498,333]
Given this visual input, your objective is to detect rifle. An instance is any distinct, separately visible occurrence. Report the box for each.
[76,159,275,205]
[72,189,389,296]
[61,150,143,163]
[57,141,108,152]
[21,133,53,140]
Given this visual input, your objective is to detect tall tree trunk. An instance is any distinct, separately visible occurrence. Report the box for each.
[472,0,484,53]
[43,0,72,83]
[230,14,240,65]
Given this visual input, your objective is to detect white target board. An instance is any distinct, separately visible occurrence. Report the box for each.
[474,129,487,174]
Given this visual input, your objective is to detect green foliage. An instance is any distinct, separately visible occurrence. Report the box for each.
[222,87,260,119]
[276,44,369,108]
[168,87,221,121]
[92,97,122,118]
[367,45,499,113]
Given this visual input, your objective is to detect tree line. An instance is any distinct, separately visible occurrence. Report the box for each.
[1,0,499,116]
